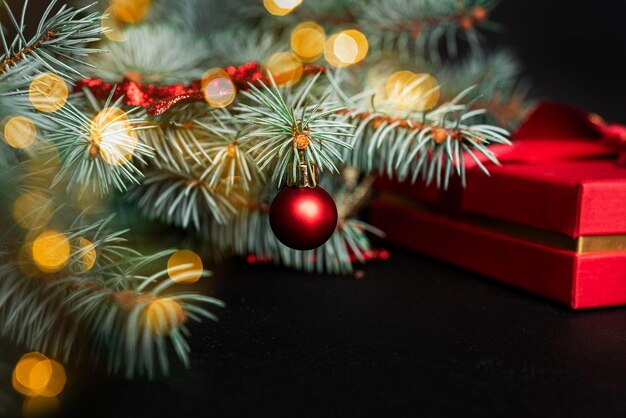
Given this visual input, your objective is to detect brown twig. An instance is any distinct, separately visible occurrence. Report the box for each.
[336,109,461,143]
[0,30,57,74]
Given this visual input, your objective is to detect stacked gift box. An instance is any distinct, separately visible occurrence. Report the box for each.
[370,102,626,309]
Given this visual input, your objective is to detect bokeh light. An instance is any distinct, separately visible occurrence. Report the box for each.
[32,230,70,273]
[37,360,66,398]
[110,0,152,24]
[78,237,97,272]
[263,0,302,16]
[385,71,440,112]
[13,353,65,417]
[102,7,127,42]
[12,353,66,400]
[266,52,303,86]
[145,298,186,336]
[167,249,203,284]
[324,30,368,67]
[29,73,68,113]
[13,353,52,397]
[12,191,53,230]
[290,21,326,62]
[201,69,237,108]
[90,106,138,165]
[2,115,37,148]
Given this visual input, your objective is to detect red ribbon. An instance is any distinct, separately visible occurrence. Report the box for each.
[75,61,326,116]
[596,122,626,165]
[511,101,626,166]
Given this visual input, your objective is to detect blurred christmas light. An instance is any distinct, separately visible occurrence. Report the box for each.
[167,249,203,284]
[201,69,237,108]
[145,298,186,336]
[90,106,138,166]
[12,352,67,417]
[102,7,127,42]
[78,237,97,272]
[110,0,152,24]
[290,21,326,62]
[2,115,37,148]
[324,30,368,67]
[12,353,65,417]
[263,0,302,16]
[29,73,68,113]
[12,191,53,230]
[13,353,52,397]
[385,71,440,112]
[32,230,70,273]
[266,52,303,86]
[12,353,66,397]
[37,360,66,398]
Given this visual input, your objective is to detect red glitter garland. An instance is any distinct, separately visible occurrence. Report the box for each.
[75,62,326,117]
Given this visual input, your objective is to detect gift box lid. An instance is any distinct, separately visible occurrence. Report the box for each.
[380,102,626,238]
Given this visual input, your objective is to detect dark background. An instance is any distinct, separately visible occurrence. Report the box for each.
[488,0,626,124]
[3,1,626,417]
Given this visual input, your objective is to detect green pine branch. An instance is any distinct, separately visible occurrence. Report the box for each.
[0,216,223,379]
[0,0,105,80]
[237,74,354,187]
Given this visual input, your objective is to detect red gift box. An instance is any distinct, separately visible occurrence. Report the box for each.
[370,102,626,309]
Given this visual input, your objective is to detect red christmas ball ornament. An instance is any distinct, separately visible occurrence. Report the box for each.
[269,186,338,251]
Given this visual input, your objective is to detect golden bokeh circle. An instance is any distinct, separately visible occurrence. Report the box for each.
[13,353,52,397]
[110,0,152,24]
[266,52,303,86]
[78,237,97,272]
[385,71,440,112]
[13,353,66,404]
[145,298,186,336]
[12,191,53,230]
[32,230,70,273]
[263,0,302,16]
[201,69,237,108]
[90,107,138,166]
[290,22,326,62]
[167,249,203,284]
[29,73,68,113]
[37,360,66,398]
[102,7,127,42]
[2,115,37,148]
[325,30,368,67]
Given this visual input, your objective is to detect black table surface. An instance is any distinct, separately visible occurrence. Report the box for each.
[30,247,625,418]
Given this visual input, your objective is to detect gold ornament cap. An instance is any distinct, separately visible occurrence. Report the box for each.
[287,162,318,188]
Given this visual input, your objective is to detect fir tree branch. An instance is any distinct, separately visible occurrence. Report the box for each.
[237,75,354,186]
[0,29,56,72]
[334,87,511,188]
[45,91,155,195]
[0,216,223,378]
[0,1,105,79]
[128,161,246,228]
